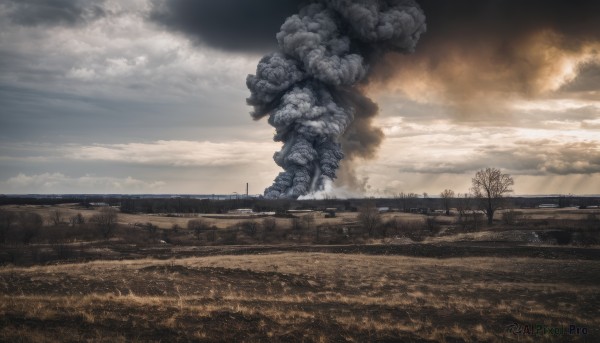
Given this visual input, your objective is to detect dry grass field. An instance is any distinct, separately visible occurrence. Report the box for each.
[1,203,599,341]
[3,203,597,231]
[2,203,378,229]
[1,253,598,342]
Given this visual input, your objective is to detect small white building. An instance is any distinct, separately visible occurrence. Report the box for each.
[229,208,254,214]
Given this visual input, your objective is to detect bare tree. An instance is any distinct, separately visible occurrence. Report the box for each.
[455,192,473,221]
[358,204,381,237]
[188,219,209,240]
[144,222,158,234]
[18,212,43,244]
[90,207,119,239]
[69,213,85,227]
[49,209,63,226]
[291,217,303,231]
[471,168,514,225]
[455,192,483,231]
[440,189,455,215]
[301,214,315,231]
[396,192,419,212]
[240,221,258,237]
[0,209,16,243]
[262,217,277,232]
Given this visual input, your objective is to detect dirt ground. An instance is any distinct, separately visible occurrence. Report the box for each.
[1,251,598,342]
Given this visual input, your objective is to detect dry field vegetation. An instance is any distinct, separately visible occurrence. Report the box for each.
[0,203,599,342]
[2,203,597,230]
[1,254,598,342]
[1,203,372,229]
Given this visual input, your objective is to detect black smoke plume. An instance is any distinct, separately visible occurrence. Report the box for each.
[247,0,426,199]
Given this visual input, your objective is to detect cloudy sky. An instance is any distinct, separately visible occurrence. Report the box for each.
[1,0,599,196]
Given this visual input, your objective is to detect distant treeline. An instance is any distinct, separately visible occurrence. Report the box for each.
[0,196,92,206]
[119,198,358,214]
[1,195,599,214]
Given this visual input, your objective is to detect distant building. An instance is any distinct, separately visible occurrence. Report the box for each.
[409,208,430,214]
[324,208,337,218]
[538,204,559,208]
[377,207,390,213]
[287,209,314,214]
[229,208,254,214]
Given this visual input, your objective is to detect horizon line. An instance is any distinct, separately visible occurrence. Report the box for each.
[2,193,600,198]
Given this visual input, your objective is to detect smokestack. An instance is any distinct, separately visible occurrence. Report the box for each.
[247,0,426,199]
[246,182,249,198]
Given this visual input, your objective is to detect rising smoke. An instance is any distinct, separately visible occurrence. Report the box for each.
[247,0,426,199]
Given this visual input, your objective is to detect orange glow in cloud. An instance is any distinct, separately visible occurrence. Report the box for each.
[368,29,600,122]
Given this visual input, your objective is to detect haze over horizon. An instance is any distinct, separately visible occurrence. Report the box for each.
[1,0,599,196]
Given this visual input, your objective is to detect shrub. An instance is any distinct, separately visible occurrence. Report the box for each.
[262,217,277,232]
[0,209,16,243]
[90,207,118,239]
[240,221,258,237]
[502,210,525,226]
[358,205,381,237]
[18,212,43,244]
[425,216,442,235]
[69,213,85,226]
[188,219,209,240]
[144,222,158,234]
[219,229,238,245]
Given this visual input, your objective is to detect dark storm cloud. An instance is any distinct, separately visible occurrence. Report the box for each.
[416,0,600,75]
[150,0,302,53]
[2,0,106,27]
[151,0,600,61]
[150,0,600,118]
[417,0,600,43]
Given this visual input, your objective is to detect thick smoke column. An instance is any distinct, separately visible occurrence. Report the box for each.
[247,0,426,199]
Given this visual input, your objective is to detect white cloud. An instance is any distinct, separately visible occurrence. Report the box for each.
[66,140,280,167]
[335,116,600,196]
[0,0,258,101]
[0,139,284,194]
[1,173,166,193]
[511,99,600,113]
[582,118,600,129]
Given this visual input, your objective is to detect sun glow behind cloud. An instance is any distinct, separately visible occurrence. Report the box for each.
[370,29,600,122]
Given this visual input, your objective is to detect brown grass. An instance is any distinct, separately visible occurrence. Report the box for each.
[1,204,426,230]
[4,204,598,232]
[1,205,598,340]
[1,253,598,342]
